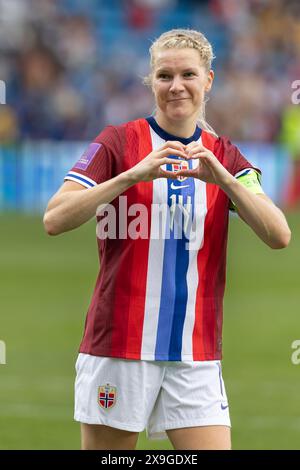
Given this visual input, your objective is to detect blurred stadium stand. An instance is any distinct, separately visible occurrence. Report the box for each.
[0,0,299,210]
[0,137,291,213]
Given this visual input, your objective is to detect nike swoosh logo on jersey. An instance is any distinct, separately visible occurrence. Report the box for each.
[170,183,190,190]
[221,403,229,410]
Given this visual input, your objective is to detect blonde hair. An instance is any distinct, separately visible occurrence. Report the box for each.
[144,28,217,137]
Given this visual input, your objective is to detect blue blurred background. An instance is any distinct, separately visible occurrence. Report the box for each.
[0,0,300,210]
[0,0,300,450]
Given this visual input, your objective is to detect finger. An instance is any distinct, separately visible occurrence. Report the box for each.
[159,157,187,165]
[185,141,198,150]
[189,152,212,159]
[185,141,207,151]
[185,150,200,159]
[185,146,208,157]
[188,152,206,159]
[186,141,209,152]
[161,140,187,152]
[189,142,207,151]
[175,169,197,178]
[157,148,189,160]
[159,168,180,179]
[166,148,189,159]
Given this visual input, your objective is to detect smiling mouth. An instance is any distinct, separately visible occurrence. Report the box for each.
[168,98,189,102]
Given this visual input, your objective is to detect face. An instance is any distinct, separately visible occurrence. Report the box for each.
[152,48,214,125]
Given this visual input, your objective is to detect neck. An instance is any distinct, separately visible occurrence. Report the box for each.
[154,112,198,138]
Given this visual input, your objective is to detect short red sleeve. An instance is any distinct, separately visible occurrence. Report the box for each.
[214,136,261,177]
[64,126,122,188]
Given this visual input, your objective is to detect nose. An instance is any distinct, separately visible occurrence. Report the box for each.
[169,75,185,94]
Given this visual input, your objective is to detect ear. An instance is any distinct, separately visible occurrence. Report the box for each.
[205,70,214,92]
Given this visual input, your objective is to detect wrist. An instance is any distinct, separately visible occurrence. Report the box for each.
[218,173,237,192]
[120,169,140,187]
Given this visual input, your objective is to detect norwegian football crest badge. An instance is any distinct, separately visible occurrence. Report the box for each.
[172,160,189,181]
[98,384,116,409]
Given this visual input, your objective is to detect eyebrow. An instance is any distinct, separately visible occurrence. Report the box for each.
[155,67,198,74]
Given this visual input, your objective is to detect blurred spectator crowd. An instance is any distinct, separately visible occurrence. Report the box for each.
[0,0,300,145]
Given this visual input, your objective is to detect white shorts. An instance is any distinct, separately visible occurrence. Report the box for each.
[74,353,231,440]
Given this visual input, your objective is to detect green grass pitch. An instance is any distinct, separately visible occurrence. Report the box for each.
[0,211,299,449]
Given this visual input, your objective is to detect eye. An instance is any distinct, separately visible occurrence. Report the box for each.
[157,73,171,80]
[183,72,195,78]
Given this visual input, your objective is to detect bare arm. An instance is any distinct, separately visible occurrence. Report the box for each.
[176,142,291,250]
[43,141,187,236]
[220,179,291,249]
[43,172,136,235]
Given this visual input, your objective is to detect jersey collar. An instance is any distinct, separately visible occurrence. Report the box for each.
[146,116,201,145]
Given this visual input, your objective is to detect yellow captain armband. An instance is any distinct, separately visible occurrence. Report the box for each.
[229,168,264,211]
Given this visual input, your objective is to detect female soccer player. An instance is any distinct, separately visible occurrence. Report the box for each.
[43,29,291,450]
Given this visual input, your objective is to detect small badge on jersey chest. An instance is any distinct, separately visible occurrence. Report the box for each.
[172,160,189,181]
[98,384,117,409]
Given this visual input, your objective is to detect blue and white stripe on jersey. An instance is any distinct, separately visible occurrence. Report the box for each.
[155,155,195,360]
[64,171,97,188]
[140,124,207,361]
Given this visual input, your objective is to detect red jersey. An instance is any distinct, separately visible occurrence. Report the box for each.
[65,117,259,361]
